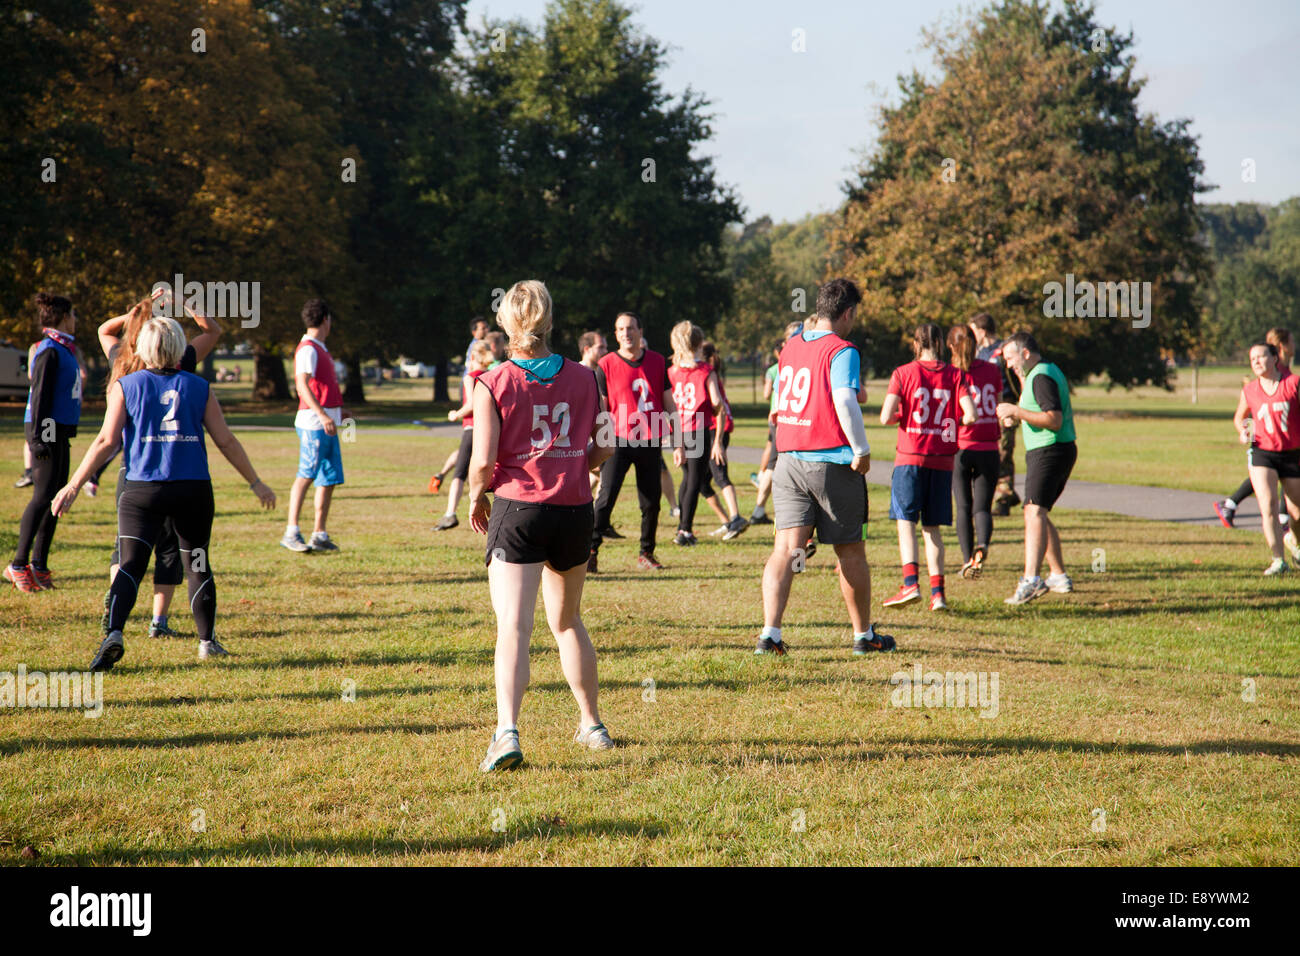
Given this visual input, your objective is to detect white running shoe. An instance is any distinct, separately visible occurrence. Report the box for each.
[1284,530,1300,565]
[722,515,749,540]
[479,729,523,772]
[1045,572,1073,593]
[574,723,614,750]
[1005,577,1048,605]
[1264,558,1289,577]
[198,637,231,660]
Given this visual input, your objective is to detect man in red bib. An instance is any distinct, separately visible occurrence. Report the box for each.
[589,311,677,572]
[281,300,347,553]
[757,278,894,657]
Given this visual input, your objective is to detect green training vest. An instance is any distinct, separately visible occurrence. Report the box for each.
[1020,361,1076,449]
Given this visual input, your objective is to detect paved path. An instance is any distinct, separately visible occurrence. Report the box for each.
[244,418,1264,532]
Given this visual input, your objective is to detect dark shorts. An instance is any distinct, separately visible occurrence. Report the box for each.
[453,428,474,481]
[1024,441,1078,510]
[1250,446,1300,479]
[888,464,953,525]
[485,497,595,571]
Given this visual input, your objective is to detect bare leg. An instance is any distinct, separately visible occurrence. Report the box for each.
[488,559,544,732]
[721,484,741,520]
[287,475,313,528]
[763,526,813,628]
[313,484,334,535]
[703,494,729,526]
[444,477,464,516]
[896,520,918,567]
[1250,466,1283,559]
[755,468,774,510]
[833,541,872,633]
[152,584,176,620]
[541,562,600,727]
[1024,503,1048,578]
[1043,516,1066,576]
[921,524,944,577]
[660,466,676,510]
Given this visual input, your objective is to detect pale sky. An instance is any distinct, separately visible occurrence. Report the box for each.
[465,0,1300,222]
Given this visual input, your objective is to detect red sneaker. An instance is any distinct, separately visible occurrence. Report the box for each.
[4,564,40,594]
[637,553,664,571]
[930,592,948,611]
[428,474,443,494]
[30,567,54,590]
[882,583,920,607]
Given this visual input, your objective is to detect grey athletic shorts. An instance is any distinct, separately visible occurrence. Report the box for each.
[772,455,868,544]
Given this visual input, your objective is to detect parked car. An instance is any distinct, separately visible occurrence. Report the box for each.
[398,359,433,378]
[0,343,28,400]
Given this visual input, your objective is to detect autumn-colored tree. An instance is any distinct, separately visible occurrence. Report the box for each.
[3,0,356,397]
[831,0,1210,386]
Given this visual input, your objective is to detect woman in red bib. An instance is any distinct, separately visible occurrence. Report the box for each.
[467,280,616,772]
[948,325,1002,578]
[1233,340,1300,575]
[879,324,975,611]
[667,322,725,545]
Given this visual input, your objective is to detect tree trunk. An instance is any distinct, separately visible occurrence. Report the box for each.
[344,353,366,404]
[253,345,290,400]
[433,352,450,402]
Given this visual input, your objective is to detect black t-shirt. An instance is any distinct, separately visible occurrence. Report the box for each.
[1029,361,1061,413]
[180,344,197,374]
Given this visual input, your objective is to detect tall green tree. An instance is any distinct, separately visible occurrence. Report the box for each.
[832,0,1211,386]
[453,0,740,352]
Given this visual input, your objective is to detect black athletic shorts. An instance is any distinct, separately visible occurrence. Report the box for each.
[453,429,474,481]
[1250,446,1300,479]
[1024,441,1077,510]
[485,496,595,571]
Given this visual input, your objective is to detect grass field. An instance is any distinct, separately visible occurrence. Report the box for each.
[1,387,1297,866]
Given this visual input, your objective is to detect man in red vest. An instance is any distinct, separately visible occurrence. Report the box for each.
[281,299,347,553]
[758,278,894,657]
[589,311,677,572]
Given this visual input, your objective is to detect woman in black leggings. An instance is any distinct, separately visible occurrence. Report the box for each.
[52,316,275,670]
[6,293,81,594]
[948,325,1002,578]
[96,291,223,637]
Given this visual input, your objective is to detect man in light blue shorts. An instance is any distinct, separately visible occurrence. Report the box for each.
[282,299,346,553]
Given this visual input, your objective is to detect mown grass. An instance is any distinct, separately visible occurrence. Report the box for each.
[0,403,1296,866]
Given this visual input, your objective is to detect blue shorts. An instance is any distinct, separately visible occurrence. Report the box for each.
[888,465,952,525]
[296,427,345,486]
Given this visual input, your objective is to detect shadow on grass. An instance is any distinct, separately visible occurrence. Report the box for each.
[628,734,1300,766]
[0,720,472,756]
[41,817,669,865]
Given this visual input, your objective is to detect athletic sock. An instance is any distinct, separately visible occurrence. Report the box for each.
[853,625,876,642]
[752,505,766,519]
[1281,513,1290,527]
[903,563,918,588]
[152,615,168,629]
[930,574,944,596]
[286,524,300,536]
[760,625,783,644]
[1222,499,1237,512]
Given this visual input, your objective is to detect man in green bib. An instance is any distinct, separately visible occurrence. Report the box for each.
[996,331,1077,605]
